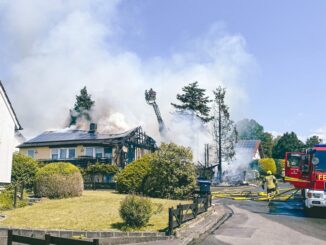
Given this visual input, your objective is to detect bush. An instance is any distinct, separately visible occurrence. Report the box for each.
[258,158,277,175]
[12,153,39,189]
[0,187,28,211]
[144,143,196,199]
[115,155,152,194]
[83,163,119,182]
[275,159,285,177]
[119,195,152,228]
[34,162,83,199]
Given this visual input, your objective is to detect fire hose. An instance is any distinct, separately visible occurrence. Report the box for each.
[212,188,299,202]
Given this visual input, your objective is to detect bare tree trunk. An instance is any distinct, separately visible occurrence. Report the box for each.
[20,182,24,200]
[218,99,222,183]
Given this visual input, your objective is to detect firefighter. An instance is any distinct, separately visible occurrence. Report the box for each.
[262,170,278,196]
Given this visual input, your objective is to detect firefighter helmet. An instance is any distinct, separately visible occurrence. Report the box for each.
[267,170,272,175]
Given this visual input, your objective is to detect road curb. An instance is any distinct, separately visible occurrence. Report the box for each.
[173,204,232,245]
[187,205,233,245]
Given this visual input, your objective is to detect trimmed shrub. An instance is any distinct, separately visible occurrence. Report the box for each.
[115,154,152,194]
[34,162,83,199]
[119,195,152,228]
[258,158,277,175]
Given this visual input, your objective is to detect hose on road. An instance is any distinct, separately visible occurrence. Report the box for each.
[212,188,299,202]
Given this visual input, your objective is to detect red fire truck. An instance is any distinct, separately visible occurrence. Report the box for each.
[285,145,326,209]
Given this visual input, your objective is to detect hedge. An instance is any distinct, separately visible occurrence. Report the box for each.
[34,162,83,199]
[115,154,152,194]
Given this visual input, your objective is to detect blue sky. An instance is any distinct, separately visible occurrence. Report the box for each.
[1,0,326,141]
[115,0,326,139]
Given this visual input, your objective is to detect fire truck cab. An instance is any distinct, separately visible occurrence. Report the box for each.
[285,145,326,209]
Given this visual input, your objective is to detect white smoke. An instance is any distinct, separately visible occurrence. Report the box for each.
[0,0,257,162]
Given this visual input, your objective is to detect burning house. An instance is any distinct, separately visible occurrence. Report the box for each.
[18,124,156,168]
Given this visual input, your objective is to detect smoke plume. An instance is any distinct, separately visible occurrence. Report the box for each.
[0,0,257,162]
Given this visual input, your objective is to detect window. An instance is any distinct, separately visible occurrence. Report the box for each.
[60,149,67,159]
[51,149,59,160]
[52,148,76,160]
[85,147,94,157]
[27,149,35,158]
[95,147,104,158]
[104,147,112,159]
[68,148,76,159]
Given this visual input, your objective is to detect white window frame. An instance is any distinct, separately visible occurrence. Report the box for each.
[51,149,59,160]
[85,147,94,157]
[60,148,67,159]
[68,148,76,159]
[51,148,76,160]
[95,147,104,158]
[27,149,35,158]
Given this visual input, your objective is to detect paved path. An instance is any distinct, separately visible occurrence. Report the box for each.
[202,205,326,245]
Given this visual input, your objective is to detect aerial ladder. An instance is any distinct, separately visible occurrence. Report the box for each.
[145,88,168,138]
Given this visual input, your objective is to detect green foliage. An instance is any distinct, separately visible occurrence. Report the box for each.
[84,163,119,176]
[272,132,304,159]
[275,159,285,177]
[258,158,277,175]
[236,119,264,140]
[236,119,274,157]
[305,135,322,148]
[171,81,213,122]
[260,132,273,158]
[70,86,95,125]
[34,162,83,199]
[11,153,39,189]
[0,188,28,211]
[116,155,152,194]
[144,143,196,199]
[119,195,153,228]
[74,86,95,113]
[0,189,13,210]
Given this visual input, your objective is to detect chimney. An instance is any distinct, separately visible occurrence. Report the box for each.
[89,123,97,134]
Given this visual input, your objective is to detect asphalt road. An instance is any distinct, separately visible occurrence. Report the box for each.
[201,184,326,245]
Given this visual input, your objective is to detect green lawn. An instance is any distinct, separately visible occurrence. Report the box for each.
[0,191,189,231]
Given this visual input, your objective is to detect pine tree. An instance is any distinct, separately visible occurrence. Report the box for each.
[69,86,95,126]
[171,82,213,122]
[212,86,237,182]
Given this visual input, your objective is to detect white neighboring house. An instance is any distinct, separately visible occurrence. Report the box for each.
[0,81,22,183]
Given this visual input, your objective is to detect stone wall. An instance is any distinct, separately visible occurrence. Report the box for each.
[0,228,170,245]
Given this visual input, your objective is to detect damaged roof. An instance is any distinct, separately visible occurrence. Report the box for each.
[18,127,154,148]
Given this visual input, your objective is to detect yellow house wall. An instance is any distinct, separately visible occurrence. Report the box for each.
[20,147,50,160]
[20,145,117,160]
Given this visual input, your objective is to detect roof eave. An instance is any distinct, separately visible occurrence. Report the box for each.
[0,80,23,130]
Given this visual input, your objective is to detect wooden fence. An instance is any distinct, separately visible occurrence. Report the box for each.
[168,194,212,235]
[7,230,99,245]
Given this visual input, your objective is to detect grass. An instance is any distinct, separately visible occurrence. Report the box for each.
[0,191,189,231]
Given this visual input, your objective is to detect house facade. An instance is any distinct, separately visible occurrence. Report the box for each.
[0,81,22,183]
[235,140,264,161]
[18,125,156,168]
